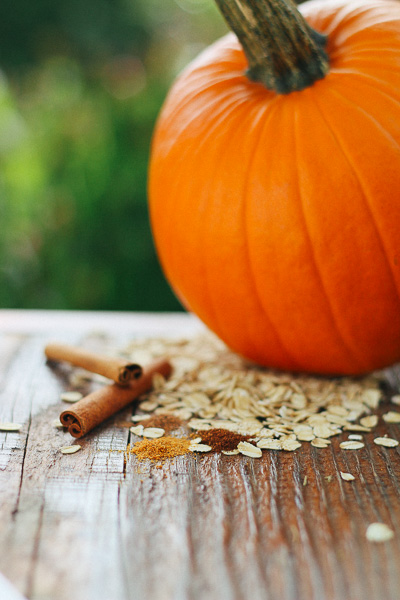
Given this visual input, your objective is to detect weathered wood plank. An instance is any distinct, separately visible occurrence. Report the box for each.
[0,330,130,600]
[0,313,400,600]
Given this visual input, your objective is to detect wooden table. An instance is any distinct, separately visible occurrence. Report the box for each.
[1,310,400,600]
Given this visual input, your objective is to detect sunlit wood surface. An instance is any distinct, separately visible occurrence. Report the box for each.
[1,310,399,600]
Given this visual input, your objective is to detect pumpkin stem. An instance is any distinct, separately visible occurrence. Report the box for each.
[214,0,329,94]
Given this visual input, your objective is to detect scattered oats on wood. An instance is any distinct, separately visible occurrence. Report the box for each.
[90,373,111,384]
[0,423,22,432]
[143,427,165,439]
[255,427,275,439]
[340,441,365,450]
[327,405,349,417]
[190,437,202,444]
[52,419,65,429]
[171,408,193,421]
[348,434,363,441]
[60,391,83,403]
[340,471,355,481]
[131,415,148,422]
[257,439,282,450]
[344,424,371,432]
[391,395,400,406]
[152,372,168,391]
[324,413,348,426]
[139,400,159,412]
[303,475,308,486]
[361,389,381,410]
[290,393,307,409]
[359,415,378,428]
[296,432,315,442]
[311,438,331,448]
[366,523,394,542]
[130,425,144,436]
[312,423,337,439]
[281,439,302,452]
[184,392,211,410]
[374,437,399,448]
[60,445,81,454]
[69,372,91,387]
[222,449,240,455]
[238,441,262,458]
[293,424,313,435]
[188,419,213,431]
[189,443,212,452]
[382,411,400,424]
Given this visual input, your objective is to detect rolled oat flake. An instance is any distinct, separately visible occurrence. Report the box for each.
[143,427,165,438]
[374,437,399,448]
[339,441,365,450]
[238,441,262,458]
[382,412,400,423]
[130,425,144,436]
[0,423,21,432]
[60,445,81,454]
[257,439,282,450]
[189,443,212,452]
[60,391,83,403]
[366,523,394,542]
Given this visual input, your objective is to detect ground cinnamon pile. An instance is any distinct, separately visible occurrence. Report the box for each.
[129,437,192,461]
[196,428,253,452]
[137,414,183,434]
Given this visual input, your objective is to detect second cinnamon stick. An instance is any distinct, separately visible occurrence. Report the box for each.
[45,342,142,385]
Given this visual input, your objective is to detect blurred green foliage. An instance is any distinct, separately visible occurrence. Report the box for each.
[0,0,226,310]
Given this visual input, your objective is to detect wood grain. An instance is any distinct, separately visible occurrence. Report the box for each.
[1,312,400,600]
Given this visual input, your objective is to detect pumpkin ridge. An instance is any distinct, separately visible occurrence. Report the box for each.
[312,89,400,310]
[329,69,400,100]
[200,101,260,343]
[292,102,367,372]
[202,96,278,341]
[308,0,362,39]
[172,33,246,80]
[157,94,256,340]
[336,53,400,72]
[240,100,303,369]
[301,0,395,49]
[158,87,250,150]
[150,97,235,338]
[190,92,300,367]
[334,69,400,107]
[171,71,248,108]
[157,52,252,130]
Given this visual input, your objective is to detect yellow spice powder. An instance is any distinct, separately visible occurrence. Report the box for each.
[129,437,192,461]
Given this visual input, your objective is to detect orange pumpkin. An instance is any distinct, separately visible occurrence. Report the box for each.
[148,0,400,375]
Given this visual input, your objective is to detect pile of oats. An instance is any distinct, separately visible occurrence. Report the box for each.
[121,332,396,454]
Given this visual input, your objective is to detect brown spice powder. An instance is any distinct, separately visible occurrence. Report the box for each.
[196,428,253,452]
[137,414,184,433]
[129,437,192,461]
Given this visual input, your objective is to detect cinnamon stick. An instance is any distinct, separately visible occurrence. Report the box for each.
[60,358,172,438]
[45,342,142,385]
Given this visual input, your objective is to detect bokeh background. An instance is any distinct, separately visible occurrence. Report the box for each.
[0,0,226,311]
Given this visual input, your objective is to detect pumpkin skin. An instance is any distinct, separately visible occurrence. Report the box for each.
[148,0,400,375]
